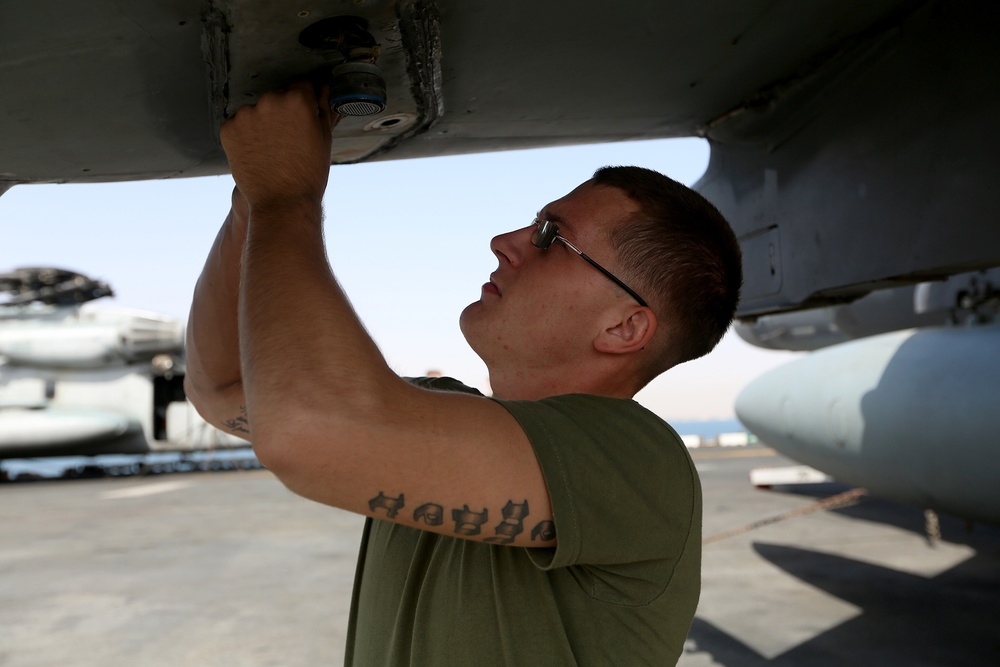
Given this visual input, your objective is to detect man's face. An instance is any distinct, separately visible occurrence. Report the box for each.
[459,180,640,388]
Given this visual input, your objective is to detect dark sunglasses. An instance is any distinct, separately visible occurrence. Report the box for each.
[531,219,648,308]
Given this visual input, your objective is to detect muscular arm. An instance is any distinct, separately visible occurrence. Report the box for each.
[184,187,250,437]
[217,84,555,547]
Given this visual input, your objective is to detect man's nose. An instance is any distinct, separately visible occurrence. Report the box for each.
[490,224,536,268]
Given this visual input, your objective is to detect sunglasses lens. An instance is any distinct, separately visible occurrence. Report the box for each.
[532,220,557,249]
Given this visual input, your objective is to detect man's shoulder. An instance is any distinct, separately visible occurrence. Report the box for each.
[493,392,692,493]
[404,378,683,454]
[496,393,678,443]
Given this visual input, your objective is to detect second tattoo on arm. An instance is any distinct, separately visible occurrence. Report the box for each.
[223,405,251,435]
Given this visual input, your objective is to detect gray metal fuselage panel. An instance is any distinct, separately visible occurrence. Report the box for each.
[3,1,996,316]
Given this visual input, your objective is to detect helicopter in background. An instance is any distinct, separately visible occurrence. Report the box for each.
[0,267,247,464]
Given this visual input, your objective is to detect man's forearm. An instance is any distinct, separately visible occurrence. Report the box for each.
[184,191,249,431]
[218,82,402,456]
[237,201,398,456]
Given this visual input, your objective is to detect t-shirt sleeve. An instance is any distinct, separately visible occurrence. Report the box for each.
[493,394,699,573]
[404,375,486,396]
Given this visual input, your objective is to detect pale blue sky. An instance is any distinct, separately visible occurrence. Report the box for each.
[1,138,799,420]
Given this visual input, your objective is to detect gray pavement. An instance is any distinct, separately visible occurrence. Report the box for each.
[2,445,998,666]
[686,447,1000,666]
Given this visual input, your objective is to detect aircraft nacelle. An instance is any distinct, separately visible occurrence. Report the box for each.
[736,325,1000,524]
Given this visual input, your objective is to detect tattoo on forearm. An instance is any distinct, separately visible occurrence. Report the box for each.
[223,406,250,435]
[484,500,530,545]
[414,503,444,526]
[451,505,489,536]
[531,520,556,542]
[368,492,405,518]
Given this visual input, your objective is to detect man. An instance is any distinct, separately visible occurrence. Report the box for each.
[185,82,741,665]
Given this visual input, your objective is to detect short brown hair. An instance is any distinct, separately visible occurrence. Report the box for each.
[594,166,742,373]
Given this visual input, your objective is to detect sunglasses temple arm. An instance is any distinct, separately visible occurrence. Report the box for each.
[576,251,649,308]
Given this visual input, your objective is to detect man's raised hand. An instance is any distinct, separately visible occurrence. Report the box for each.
[219,82,335,215]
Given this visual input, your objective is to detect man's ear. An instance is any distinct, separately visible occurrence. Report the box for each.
[594,306,657,354]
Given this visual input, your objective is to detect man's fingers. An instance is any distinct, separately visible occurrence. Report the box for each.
[219,81,333,209]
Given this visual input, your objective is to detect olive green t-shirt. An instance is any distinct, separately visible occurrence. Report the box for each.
[344,378,701,666]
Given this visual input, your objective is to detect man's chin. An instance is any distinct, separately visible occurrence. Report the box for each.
[458,302,487,353]
[458,301,478,338]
